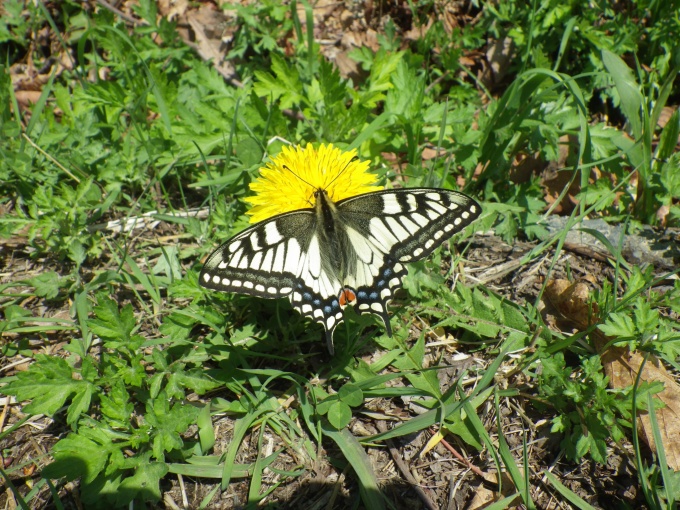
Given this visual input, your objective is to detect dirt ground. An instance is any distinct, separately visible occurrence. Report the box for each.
[3,223,667,508]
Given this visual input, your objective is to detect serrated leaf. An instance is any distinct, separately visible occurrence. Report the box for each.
[149,373,164,399]
[367,49,404,95]
[253,53,303,109]
[150,348,169,371]
[81,470,123,507]
[633,297,659,334]
[0,305,32,333]
[598,312,636,337]
[170,369,220,395]
[1,355,93,420]
[116,461,168,506]
[444,412,483,450]
[501,301,528,332]
[27,271,63,299]
[67,384,93,426]
[100,381,133,424]
[88,295,135,343]
[43,434,111,483]
[158,311,195,343]
[145,397,199,460]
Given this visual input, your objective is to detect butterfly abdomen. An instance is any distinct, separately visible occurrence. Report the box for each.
[315,189,358,283]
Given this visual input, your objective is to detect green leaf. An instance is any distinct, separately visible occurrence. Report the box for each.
[144,395,199,460]
[26,271,64,299]
[327,401,352,429]
[116,460,168,506]
[633,297,659,335]
[197,403,216,454]
[100,380,133,424]
[0,305,32,332]
[337,384,363,407]
[598,312,636,338]
[235,137,264,167]
[67,384,93,426]
[366,49,404,96]
[43,434,111,484]
[601,50,643,139]
[656,109,680,164]
[543,470,599,510]
[1,355,94,423]
[169,369,220,396]
[253,53,303,109]
[322,425,385,510]
[88,294,135,344]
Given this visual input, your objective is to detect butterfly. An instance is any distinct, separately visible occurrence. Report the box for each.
[200,187,481,353]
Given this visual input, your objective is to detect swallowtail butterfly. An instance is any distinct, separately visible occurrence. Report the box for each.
[200,187,481,353]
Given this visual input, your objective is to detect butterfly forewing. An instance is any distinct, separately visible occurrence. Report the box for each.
[338,189,480,262]
[200,210,315,298]
[200,187,481,351]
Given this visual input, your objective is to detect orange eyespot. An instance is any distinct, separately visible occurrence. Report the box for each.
[338,288,357,307]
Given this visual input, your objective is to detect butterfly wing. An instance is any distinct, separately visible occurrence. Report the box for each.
[199,209,346,349]
[337,188,481,328]
[200,210,315,298]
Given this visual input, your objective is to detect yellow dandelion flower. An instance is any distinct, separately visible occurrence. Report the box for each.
[244,144,382,223]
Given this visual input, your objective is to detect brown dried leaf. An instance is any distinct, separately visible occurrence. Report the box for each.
[600,347,680,470]
[545,279,599,330]
[544,279,680,470]
[467,472,519,510]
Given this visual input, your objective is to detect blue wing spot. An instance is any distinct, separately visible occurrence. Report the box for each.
[324,305,332,314]
[331,300,340,309]
[303,292,313,301]
[313,299,321,306]
[369,292,379,300]
[377,280,385,288]
[357,291,368,299]
[383,268,393,277]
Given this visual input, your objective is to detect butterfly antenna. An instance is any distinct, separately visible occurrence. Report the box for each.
[282,164,317,206]
[325,155,359,189]
[282,165,315,189]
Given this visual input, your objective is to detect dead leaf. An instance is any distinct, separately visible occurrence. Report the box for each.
[186,5,241,85]
[421,147,443,160]
[544,279,680,470]
[656,106,675,129]
[467,472,519,510]
[486,36,515,85]
[600,347,680,470]
[545,279,598,330]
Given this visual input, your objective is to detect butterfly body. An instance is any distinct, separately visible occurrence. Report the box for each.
[200,188,481,353]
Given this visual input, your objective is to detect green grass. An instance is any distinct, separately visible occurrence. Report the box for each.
[1,0,680,508]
